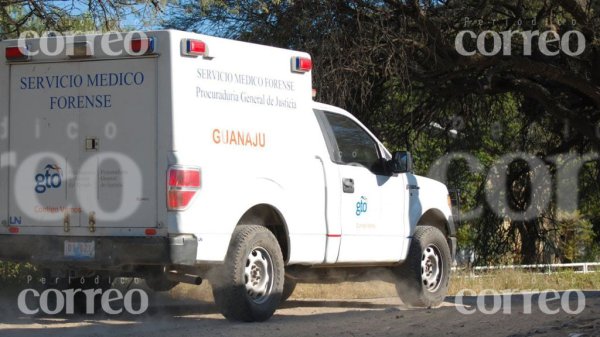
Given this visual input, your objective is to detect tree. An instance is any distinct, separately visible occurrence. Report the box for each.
[0,0,163,39]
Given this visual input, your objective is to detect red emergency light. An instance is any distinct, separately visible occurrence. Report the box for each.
[5,45,30,61]
[182,39,208,57]
[130,38,155,55]
[291,56,312,73]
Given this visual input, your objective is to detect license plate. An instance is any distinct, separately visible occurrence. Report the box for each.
[64,240,95,260]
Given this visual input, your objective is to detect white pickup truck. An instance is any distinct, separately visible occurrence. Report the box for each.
[0,30,456,321]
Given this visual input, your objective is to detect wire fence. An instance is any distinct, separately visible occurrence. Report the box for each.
[452,262,600,276]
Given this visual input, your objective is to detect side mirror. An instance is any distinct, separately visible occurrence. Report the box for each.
[389,151,413,174]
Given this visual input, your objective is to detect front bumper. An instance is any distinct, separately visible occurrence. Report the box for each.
[0,234,197,269]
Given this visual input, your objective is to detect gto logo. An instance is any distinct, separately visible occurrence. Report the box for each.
[356,196,368,216]
[455,29,586,56]
[35,164,62,194]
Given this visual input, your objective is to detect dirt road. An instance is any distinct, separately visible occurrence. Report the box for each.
[1,290,599,337]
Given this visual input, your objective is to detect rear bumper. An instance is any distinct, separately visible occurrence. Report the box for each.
[0,234,198,269]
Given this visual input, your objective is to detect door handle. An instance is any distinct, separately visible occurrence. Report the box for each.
[342,178,354,193]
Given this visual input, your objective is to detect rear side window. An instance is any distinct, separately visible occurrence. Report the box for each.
[323,111,382,172]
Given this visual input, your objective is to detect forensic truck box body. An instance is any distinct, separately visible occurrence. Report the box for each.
[0,30,456,321]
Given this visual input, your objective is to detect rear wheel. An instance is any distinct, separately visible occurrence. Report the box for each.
[212,225,284,322]
[393,226,451,308]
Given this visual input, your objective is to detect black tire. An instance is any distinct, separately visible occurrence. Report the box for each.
[212,225,284,322]
[393,226,451,308]
[281,276,297,302]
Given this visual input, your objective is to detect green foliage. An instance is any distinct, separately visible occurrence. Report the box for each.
[456,222,476,252]
[0,261,38,286]
[555,212,597,263]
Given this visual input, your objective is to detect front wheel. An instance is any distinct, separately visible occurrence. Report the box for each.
[393,225,451,308]
[212,225,284,322]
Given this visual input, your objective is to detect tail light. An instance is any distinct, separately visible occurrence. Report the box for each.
[167,166,201,211]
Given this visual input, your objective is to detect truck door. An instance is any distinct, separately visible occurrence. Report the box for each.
[317,110,405,263]
[76,58,157,229]
[9,63,82,228]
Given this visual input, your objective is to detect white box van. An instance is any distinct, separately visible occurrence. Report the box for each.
[0,30,456,321]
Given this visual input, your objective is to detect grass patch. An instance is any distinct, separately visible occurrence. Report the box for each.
[291,281,398,299]
[449,270,600,294]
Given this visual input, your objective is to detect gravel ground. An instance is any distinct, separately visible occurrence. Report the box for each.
[0,290,599,337]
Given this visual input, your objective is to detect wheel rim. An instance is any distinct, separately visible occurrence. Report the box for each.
[244,247,274,304]
[421,244,443,293]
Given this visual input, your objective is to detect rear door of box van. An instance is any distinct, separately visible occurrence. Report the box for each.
[8,57,158,232]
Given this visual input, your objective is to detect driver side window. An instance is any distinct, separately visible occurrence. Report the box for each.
[323,112,383,173]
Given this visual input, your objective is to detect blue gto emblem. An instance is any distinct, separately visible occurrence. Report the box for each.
[35,164,63,194]
[356,196,368,216]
